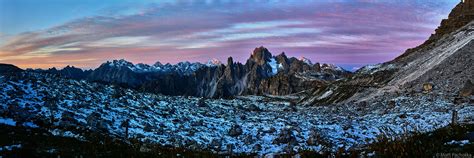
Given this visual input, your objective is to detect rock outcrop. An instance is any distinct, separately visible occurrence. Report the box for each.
[302,0,474,106]
[428,0,474,43]
[460,80,474,97]
[397,0,474,60]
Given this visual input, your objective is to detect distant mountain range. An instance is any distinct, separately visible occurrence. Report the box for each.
[19,47,350,98]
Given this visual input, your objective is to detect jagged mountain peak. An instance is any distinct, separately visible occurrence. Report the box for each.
[277,52,287,57]
[250,46,273,65]
[153,61,162,67]
[100,59,207,74]
[108,59,134,67]
[61,65,87,72]
[321,63,344,71]
[207,58,223,66]
[226,57,234,66]
[299,57,313,65]
[33,46,352,98]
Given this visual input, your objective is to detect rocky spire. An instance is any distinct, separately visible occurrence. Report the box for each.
[227,57,234,66]
[250,46,272,65]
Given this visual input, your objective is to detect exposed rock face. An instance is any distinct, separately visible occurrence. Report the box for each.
[428,0,474,43]
[85,46,351,98]
[402,41,473,94]
[243,47,276,95]
[460,80,474,97]
[397,0,474,60]
[243,47,350,96]
[215,57,247,97]
[302,1,474,106]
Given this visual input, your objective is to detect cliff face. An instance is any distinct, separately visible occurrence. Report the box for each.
[302,1,474,106]
[193,47,350,98]
[429,0,474,42]
[396,0,474,61]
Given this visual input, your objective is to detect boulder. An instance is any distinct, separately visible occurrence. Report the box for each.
[197,98,207,107]
[228,125,243,137]
[460,80,473,97]
[247,104,261,112]
[273,127,297,145]
[423,83,433,93]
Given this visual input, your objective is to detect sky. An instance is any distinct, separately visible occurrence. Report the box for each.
[0,0,460,70]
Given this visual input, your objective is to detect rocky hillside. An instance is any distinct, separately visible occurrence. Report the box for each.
[302,0,474,106]
[426,0,474,45]
[1,71,473,156]
[86,46,350,98]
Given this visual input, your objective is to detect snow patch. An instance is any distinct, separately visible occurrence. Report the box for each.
[206,58,223,67]
[445,140,470,146]
[299,57,313,65]
[268,58,279,75]
[0,144,22,151]
[318,90,333,100]
[0,118,16,126]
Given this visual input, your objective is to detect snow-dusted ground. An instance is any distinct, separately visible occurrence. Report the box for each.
[0,72,473,155]
[0,144,22,151]
[445,140,471,146]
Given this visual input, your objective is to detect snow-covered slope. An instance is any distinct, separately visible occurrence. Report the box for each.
[107,59,207,75]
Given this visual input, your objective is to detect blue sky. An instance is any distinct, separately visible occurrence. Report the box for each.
[0,0,460,70]
[0,0,157,34]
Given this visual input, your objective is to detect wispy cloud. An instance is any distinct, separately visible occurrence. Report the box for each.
[84,36,151,48]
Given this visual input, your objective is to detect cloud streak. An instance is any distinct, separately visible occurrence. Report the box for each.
[0,0,459,69]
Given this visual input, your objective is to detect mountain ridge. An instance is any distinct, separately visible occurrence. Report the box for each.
[302,0,474,106]
[38,46,350,98]
[0,46,350,99]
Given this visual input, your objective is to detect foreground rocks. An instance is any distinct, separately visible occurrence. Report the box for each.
[1,72,473,155]
[228,125,243,137]
[460,80,474,97]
